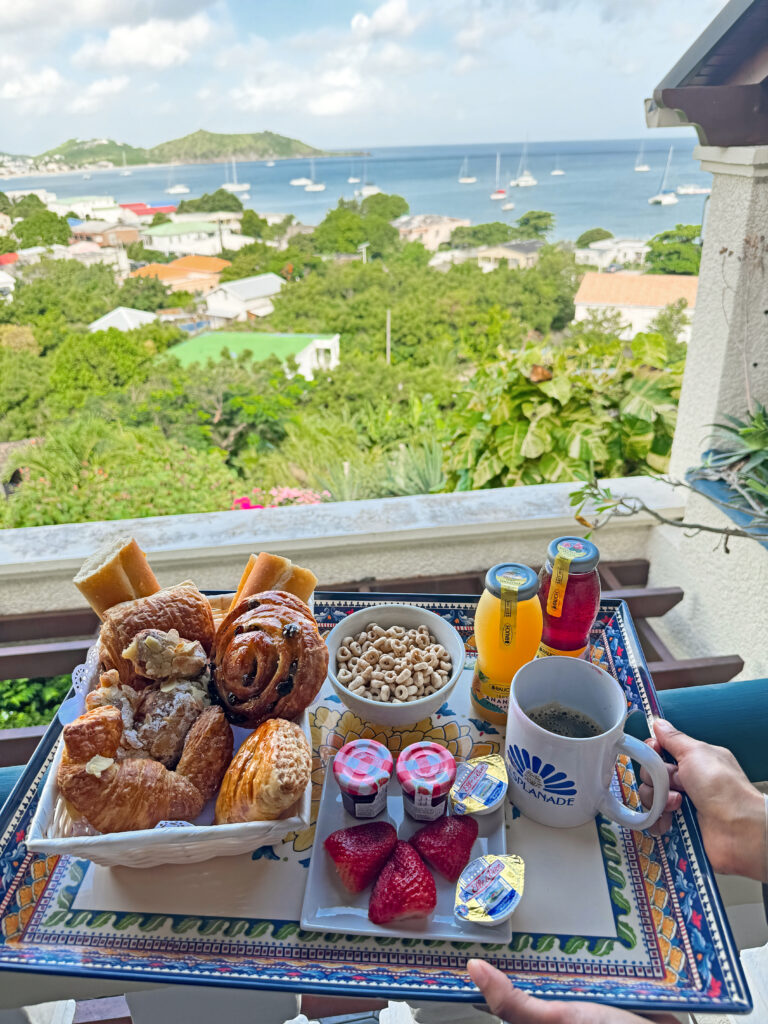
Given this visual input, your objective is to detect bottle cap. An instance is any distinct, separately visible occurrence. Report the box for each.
[484,563,539,601]
[546,537,599,573]
[450,754,508,816]
[455,853,525,927]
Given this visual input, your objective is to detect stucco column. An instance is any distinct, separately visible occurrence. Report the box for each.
[670,145,768,477]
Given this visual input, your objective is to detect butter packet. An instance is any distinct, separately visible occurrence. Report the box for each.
[450,754,507,815]
[455,854,525,927]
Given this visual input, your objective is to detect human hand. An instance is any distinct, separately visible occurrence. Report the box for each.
[467,959,678,1022]
[639,719,767,881]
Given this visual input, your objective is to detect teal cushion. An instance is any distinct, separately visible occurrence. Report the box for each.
[626,679,768,782]
[0,765,24,816]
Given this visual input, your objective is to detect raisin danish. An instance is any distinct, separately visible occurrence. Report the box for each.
[211,591,328,729]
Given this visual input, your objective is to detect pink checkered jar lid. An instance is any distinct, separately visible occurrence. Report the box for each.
[333,739,394,797]
[396,742,457,800]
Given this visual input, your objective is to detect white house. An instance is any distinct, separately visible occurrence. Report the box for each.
[392,214,471,252]
[573,271,698,341]
[88,307,158,333]
[205,273,285,325]
[5,188,56,205]
[0,270,15,301]
[141,221,255,257]
[575,238,651,269]
[430,239,544,272]
[47,195,122,220]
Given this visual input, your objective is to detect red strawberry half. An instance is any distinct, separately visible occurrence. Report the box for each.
[324,821,397,893]
[368,840,437,925]
[410,814,479,882]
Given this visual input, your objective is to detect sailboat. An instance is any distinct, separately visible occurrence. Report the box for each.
[290,160,312,186]
[266,160,275,167]
[634,142,650,172]
[648,146,678,205]
[305,157,326,192]
[120,152,131,177]
[358,158,380,197]
[347,161,360,184]
[511,141,536,187]
[222,157,250,193]
[458,157,476,184]
[550,156,564,176]
[164,168,189,195]
[501,199,515,211]
[490,153,506,200]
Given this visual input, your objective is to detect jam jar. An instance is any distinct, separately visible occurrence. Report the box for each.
[333,739,393,818]
[396,741,456,821]
[537,536,600,658]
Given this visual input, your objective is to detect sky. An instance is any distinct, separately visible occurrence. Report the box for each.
[0,0,726,154]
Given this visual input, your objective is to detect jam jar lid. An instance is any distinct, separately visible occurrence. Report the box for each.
[333,739,393,797]
[546,536,600,573]
[396,742,456,799]
[484,563,539,601]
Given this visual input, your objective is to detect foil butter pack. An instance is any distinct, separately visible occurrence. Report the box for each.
[455,853,525,927]
[450,754,508,815]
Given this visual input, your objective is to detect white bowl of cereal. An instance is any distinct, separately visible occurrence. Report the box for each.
[325,604,466,727]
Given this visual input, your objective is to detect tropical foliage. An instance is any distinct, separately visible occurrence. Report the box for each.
[0,674,71,728]
[646,224,702,275]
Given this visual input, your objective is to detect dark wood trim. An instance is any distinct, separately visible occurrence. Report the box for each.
[0,637,92,679]
[0,607,98,643]
[604,587,683,619]
[660,82,768,146]
[0,724,47,768]
[648,656,745,689]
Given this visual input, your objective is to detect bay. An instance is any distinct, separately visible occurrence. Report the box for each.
[3,137,710,242]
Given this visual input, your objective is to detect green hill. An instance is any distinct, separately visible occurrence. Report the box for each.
[39,138,148,167]
[147,129,326,163]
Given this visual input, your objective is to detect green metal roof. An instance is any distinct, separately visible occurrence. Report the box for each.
[144,221,218,236]
[169,331,336,368]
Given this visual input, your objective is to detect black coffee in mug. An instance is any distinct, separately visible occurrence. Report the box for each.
[526,700,603,739]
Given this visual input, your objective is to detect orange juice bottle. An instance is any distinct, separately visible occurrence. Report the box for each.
[471,563,543,724]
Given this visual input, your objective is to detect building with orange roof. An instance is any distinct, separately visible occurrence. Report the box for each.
[574,271,698,342]
[129,255,232,295]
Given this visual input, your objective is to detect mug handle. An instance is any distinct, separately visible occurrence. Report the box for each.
[597,734,670,831]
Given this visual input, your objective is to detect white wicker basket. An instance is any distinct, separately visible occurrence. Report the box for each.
[27,621,313,868]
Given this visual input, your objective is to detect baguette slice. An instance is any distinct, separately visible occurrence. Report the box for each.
[74,536,160,619]
[228,552,317,612]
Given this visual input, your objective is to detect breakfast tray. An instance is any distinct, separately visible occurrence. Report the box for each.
[0,594,752,1014]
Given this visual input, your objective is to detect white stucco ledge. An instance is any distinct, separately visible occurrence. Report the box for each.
[0,477,683,615]
[694,145,768,177]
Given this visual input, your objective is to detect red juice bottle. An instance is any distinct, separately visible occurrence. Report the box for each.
[537,536,600,658]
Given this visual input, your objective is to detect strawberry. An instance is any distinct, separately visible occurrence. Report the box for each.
[410,814,479,882]
[368,840,437,925]
[324,821,397,893]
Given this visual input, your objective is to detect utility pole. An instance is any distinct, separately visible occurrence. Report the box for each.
[385,308,391,365]
[358,241,370,264]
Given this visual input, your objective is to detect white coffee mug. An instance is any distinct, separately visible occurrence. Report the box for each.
[505,656,669,829]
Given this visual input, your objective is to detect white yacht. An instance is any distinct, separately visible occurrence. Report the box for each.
[648,146,678,205]
[304,158,326,192]
[490,153,506,200]
[266,160,275,167]
[510,142,537,187]
[676,183,711,196]
[458,157,477,184]
[634,142,650,172]
[347,161,360,184]
[120,153,131,177]
[501,200,515,211]
[551,156,564,176]
[165,183,190,195]
[221,158,250,193]
[290,176,312,186]
[359,184,381,197]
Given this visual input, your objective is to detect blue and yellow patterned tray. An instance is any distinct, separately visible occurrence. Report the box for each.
[0,595,752,1013]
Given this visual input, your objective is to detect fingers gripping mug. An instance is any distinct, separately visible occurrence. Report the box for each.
[505,657,669,829]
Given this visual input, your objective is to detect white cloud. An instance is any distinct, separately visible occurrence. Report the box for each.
[0,0,212,34]
[0,60,65,112]
[68,74,130,112]
[454,54,477,75]
[351,0,423,39]
[74,13,212,70]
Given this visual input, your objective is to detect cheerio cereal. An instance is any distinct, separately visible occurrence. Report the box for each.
[335,624,453,705]
[450,754,507,816]
[455,854,525,927]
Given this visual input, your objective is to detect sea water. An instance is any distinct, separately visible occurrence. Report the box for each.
[4,136,711,241]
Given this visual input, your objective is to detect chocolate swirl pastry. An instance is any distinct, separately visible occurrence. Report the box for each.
[211,590,329,728]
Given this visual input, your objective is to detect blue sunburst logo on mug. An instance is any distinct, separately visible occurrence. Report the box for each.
[507,745,578,796]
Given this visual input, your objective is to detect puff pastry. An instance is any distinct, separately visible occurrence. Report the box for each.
[211,590,328,728]
[57,704,233,833]
[99,582,215,688]
[214,718,311,824]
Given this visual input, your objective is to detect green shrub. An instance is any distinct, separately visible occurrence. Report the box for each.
[0,674,71,729]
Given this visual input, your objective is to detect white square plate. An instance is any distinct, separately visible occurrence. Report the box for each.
[300,761,511,943]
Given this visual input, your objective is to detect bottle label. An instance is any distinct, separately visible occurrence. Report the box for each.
[546,545,579,618]
[471,664,510,716]
[498,571,526,647]
[536,640,588,659]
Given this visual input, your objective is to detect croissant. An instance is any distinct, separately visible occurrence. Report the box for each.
[215,718,311,824]
[99,581,215,688]
[57,704,233,833]
[211,590,329,729]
